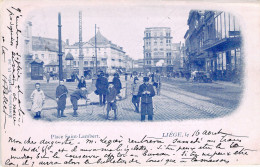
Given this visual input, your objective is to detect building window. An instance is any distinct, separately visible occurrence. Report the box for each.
[146,32,151,37]
[166,32,171,37]
[41,54,44,59]
[35,54,38,58]
[84,61,88,65]
[160,40,163,46]
[146,60,151,65]
[73,61,76,66]
[154,40,157,46]
[112,59,115,61]
[146,53,151,58]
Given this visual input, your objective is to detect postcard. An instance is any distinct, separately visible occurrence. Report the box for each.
[1,0,260,166]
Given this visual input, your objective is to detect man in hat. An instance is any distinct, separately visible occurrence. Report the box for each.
[106,82,118,120]
[96,72,108,106]
[70,87,88,117]
[138,76,155,121]
[56,79,68,118]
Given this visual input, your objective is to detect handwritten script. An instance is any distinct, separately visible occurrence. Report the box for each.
[4,129,256,166]
[1,6,24,132]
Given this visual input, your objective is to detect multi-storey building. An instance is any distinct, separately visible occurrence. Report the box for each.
[143,27,173,73]
[184,10,242,81]
[23,21,66,78]
[64,29,126,76]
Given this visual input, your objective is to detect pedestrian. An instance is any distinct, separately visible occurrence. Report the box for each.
[151,72,155,83]
[70,87,88,117]
[130,73,133,79]
[106,82,118,120]
[125,73,128,81]
[138,77,155,121]
[77,76,86,89]
[112,73,122,99]
[96,72,109,106]
[46,72,50,83]
[153,70,161,95]
[131,77,140,113]
[56,79,68,118]
[30,83,45,119]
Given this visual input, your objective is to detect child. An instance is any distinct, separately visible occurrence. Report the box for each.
[30,83,45,119]
[70,87,88,117]
[77,76,86,89]
[131,77,140,113]
[106,82,118,120]
[56,79,68,118]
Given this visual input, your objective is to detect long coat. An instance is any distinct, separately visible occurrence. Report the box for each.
[138,83,155,115]
[30,90,45,113]
[96,76,109,95]
[56,85,68,110]
[112,77,122,94]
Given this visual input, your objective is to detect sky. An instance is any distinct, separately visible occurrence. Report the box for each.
[26,4,190,60]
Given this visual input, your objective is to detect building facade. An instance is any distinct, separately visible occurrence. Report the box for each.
[64,30,126,76]
[143,27,174,73]
[23,21,66,78]
[184,10,242,81]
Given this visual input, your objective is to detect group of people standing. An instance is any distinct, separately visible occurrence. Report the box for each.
[30,70,161,122]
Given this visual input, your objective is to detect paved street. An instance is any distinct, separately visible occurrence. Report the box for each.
[25,77,243,122]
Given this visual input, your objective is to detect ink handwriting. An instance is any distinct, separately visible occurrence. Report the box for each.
[3,129,257,166]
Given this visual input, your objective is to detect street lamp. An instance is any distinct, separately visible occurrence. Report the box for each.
[92,55,95,77]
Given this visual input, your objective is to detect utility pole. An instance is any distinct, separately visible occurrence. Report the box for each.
[95,24,97,75]
[78,11,84,77]
[58,13,63,81]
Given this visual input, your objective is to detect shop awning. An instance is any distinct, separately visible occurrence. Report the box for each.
[203,37,241,52]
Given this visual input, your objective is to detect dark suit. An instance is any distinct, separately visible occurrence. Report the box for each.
[138,83,155,121]
[96,76,108,105]
[112,77,122,94]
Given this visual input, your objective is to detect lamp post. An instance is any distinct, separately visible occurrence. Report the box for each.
[95,24,98,75]
[92,55,95,77]
[58,13,63,81]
